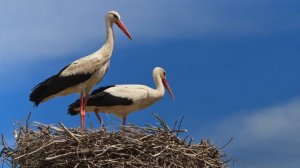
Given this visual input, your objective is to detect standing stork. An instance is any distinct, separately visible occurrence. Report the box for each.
[68,67,175,126]
[29,11,132,128]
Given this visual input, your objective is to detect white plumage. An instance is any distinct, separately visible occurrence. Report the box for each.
[68,67,175,126]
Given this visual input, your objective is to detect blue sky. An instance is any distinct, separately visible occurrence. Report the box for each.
[1,0,300,167]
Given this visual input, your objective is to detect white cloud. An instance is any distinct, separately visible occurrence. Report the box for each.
[212,98,300,168]
[1,0,299,65]
[218,98,300,143]
[243,103,300,141]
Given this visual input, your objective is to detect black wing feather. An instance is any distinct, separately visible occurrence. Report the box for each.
[29,64,94,107]
[68,86,133,116]
[87,91,133,107]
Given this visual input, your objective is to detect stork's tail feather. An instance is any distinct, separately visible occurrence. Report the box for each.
[68,99,80,115]
[29,75,57,106]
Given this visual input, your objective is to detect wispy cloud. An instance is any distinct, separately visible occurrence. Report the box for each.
[1,0,299,65]
[212,98,300,168]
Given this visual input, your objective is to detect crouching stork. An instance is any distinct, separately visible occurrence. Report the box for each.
[68,67,175,127]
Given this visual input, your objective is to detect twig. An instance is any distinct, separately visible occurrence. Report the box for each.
[204,160,219,167]
[173,121,178,132]
[188,137,194,146]
[45,149,91,161]
[171,129,188,134]
[219,137,233,149]
[138,134,152,141]
[177,116,184,137]
[59,123,80,144]
[45,152,76,160]
[73,163,80,168]
[25,112,32,134]
[152,113,171,131]
[151,147,167,157]
[144,123,157,129]
[34,122,64,132]
[14,140,66,160]
[1,134,9,155]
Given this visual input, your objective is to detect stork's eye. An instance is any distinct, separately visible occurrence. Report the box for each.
[163,72,166,76]
[112,14,118,19]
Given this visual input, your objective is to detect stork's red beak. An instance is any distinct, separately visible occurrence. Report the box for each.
[116,20,132,40]
[162,79,175,100]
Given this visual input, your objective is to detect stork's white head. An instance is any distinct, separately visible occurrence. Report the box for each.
[106,11,132,40]
[106,11,121,22]
[153,67,167,80]
[153,67,175,100]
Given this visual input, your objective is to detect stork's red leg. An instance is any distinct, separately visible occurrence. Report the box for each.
[82,94,88,129]
[80,94,84,128]
[94,110,106,131]
[122,116,127,126]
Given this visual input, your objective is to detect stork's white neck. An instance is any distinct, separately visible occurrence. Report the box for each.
[104,20,114,49]
[153,71,165,97]
[97,19,114,59]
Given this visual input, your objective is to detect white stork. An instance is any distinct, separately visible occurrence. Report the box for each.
[29,11,132,128]
[68,67,175,126]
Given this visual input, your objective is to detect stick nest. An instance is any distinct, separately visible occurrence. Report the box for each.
[1,114,227,168]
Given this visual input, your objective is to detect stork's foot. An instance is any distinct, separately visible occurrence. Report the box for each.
[101,125,107,132]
